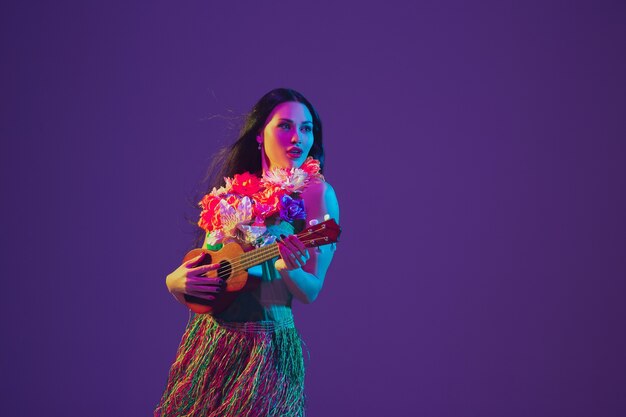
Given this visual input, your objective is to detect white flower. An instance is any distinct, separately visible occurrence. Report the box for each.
[237,224,267,245]
[262,167,309,193]
[209,185,228,197]
[218,196,253,236]
[206,229,225,246]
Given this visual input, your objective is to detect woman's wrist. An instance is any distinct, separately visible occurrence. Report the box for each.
[166,273,187,305]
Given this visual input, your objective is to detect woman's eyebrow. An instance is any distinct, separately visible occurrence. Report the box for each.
[278,118,313,124]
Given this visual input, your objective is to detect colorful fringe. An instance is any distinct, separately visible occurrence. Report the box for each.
[154,314,305,417]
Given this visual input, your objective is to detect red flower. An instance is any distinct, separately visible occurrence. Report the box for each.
[253,186,285,218]
[197,163,320,234]
[224,194,240,206]
[197,194,244,231]
[198,194,221,231]
[300,157,322,177]
[230,172,262,196]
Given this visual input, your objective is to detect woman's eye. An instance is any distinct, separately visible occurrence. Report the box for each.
[301,125,312,132]
[279,123,291,130]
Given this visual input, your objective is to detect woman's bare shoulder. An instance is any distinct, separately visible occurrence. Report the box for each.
[301,179,339,223]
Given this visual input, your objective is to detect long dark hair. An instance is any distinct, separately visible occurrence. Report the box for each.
[189,88,325,247]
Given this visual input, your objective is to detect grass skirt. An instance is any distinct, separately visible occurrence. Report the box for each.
[154,313,305,417]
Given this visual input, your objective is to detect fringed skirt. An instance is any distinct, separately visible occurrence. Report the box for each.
[154,313,305,417]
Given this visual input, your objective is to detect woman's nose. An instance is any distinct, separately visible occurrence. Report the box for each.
[290,130,301,143]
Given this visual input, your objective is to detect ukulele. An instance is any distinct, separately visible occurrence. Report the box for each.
[182,218,341,315]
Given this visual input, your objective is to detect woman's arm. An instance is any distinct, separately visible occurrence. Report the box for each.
[276,180,340,303]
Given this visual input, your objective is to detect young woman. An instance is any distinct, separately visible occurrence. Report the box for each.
[155,88,340,417]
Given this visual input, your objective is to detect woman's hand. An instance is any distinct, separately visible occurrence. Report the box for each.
[275,234,310,272]
[165,252,224,302]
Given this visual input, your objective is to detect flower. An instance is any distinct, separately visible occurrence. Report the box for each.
[209,185,228,197]
[218,196,254,237]
[198,194,249,232]
[300,157,324,179]
[237,224,267,245]
[263,168,308,194]
[198,194,223,231]
[229,172,262,196]
[279,195,306,222]
[261,157,323,194]
[206,229,225,246]
[253,186,285,218]
[196,157,322,247]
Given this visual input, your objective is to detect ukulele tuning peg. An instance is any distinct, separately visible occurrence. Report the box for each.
[309,219,319,226]
[323,214,330,221]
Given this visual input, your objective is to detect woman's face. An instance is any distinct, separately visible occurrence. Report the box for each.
[257,101,314,171]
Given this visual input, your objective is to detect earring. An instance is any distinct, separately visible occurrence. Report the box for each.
[258,142,262,150]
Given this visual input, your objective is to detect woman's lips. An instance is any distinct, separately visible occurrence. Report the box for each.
[287,148,303,158]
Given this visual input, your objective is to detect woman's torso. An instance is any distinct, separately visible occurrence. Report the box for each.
[213,221,296,323]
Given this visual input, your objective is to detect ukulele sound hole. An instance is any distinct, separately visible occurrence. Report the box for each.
[217,261,232,280]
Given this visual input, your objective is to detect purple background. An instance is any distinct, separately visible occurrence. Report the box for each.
[2,1,625,416]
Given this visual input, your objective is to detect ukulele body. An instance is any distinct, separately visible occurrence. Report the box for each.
[182,242,259,315]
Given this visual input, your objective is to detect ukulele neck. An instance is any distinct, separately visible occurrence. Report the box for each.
[238,243,280,270]
[236,224,335,270]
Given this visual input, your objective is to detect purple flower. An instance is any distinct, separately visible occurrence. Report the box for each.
[279,195,306,222]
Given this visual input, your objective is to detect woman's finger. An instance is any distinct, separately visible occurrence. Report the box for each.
[284,236,310,265]
[188,263,220,276]
[278,242,294,269]
[288,235,307,256]
[185,291,216,301]
[278,242,305,270]
[185,252,207,268]
[280,235,305,257]
[287,252,300,269]
[294,251,308,267]
[186,276,223,286]
[186,283,223,294]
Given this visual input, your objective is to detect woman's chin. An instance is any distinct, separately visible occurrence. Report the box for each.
[269,160,300,170]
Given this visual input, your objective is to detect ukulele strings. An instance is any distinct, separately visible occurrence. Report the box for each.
[232,235,331,273]
[213,228,331,276]
[231,228,331,272]
[228,235,326,273]
[221,229,312,273]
